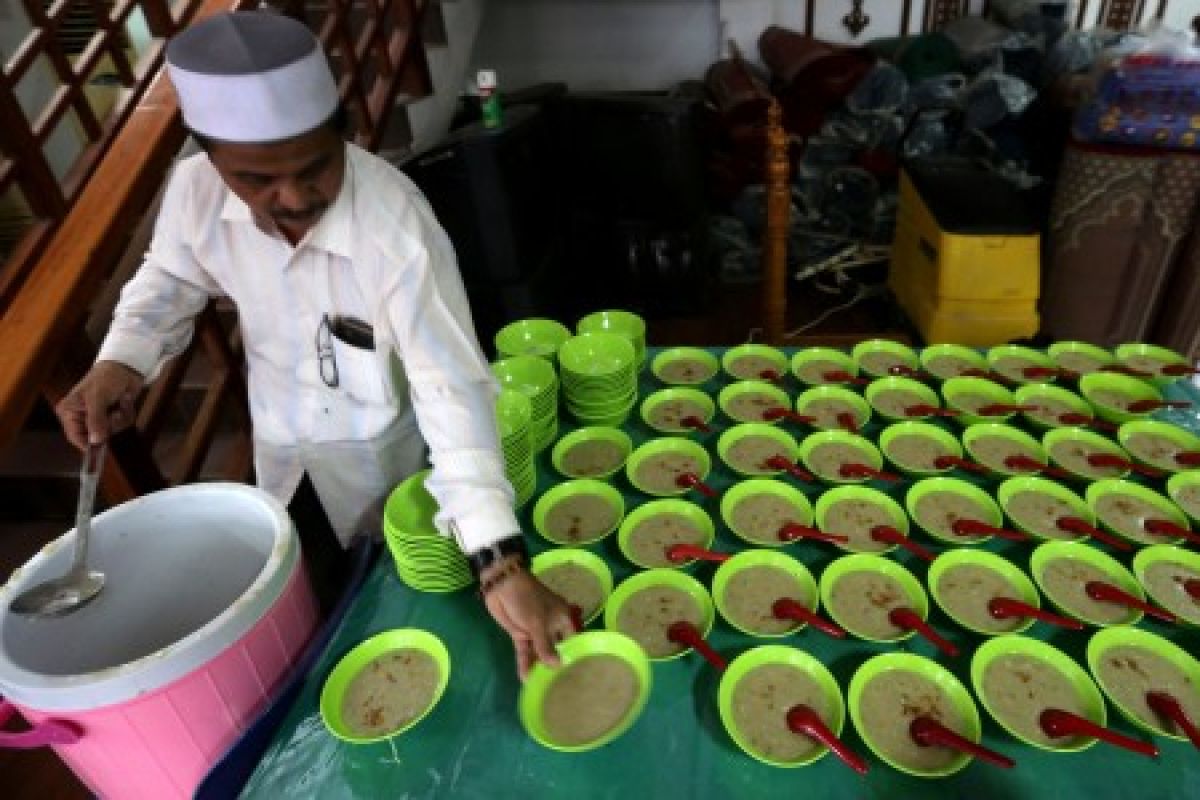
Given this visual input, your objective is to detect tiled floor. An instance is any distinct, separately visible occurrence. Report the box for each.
[0,277,901,799]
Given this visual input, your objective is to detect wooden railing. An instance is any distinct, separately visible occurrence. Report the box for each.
[0,0,433,502]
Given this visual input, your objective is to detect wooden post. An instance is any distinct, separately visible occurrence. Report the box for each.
[762,99,790,346]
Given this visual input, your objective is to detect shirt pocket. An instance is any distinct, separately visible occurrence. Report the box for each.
[329,334,390,406]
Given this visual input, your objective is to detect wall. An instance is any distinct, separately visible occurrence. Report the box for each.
[406,0,487,152]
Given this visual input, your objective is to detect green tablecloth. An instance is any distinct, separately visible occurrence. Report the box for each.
[242,351,1200,799]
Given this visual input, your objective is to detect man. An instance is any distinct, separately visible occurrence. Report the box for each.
[55,10,575,679]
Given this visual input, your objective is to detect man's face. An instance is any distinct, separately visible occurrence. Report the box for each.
[206,125,346,243]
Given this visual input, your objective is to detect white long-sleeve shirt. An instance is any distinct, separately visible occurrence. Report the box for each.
[98,143,520,552]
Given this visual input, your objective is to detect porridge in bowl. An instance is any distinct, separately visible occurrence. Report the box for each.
[538,562,606,621]
[1049,441,1126,479]
[913,491,992,542]
[545,494,619,543]
[1142,561,1200,624]
[561,439,626,477]
[926,355,981,380]
[981,655,1090,748]
[626,513,709,568]
[647,399,711,432]
[732,664,831,762]
[342,649,441,738]
[1040,558,1138,625]
[726,391,784,423]
[722,565,811,635]
[858,670,968,772]
[828,571,909,639]
[729,354,783,380]
[726,435,794,476]
[886,434,952,472]
[822,499,896,552]
[633,453,705,494]
[1097,646,1200,737]
[658,358,716,384]
[1124,432,1190,471]
[1004,491,1082,540]
[1092,493,1179,545]
[873,389,930,419]
[969,435,1042,473]
[615,585,705,658]
[800,398,863,430]
[859,351,910,377]
[730,493,808,544]
[808,442,872,482]
[796,359,853,385]
[542,655,640,746]
[936,564,1024,633]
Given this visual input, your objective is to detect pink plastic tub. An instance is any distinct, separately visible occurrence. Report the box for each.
[0,483,317,799]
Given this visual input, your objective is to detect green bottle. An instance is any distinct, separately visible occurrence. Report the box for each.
[478,69,502,129]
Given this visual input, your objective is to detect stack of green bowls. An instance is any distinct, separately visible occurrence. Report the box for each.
[494,318,571,362]
[383,469,473,592]
[577,310,648,371]
[492,355,560,452]
[496,389,537,509]
[558,332,639,426]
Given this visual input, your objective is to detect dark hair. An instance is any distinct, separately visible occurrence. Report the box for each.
[190,105,350,151]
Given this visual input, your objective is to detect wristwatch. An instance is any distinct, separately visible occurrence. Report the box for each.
[450,520,529,578]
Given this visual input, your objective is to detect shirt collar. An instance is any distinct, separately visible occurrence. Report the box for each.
[218,145,355,259]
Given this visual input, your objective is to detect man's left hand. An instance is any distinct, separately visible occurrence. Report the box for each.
[481,558,578,681]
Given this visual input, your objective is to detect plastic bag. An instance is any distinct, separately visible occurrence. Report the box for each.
[964,69,1036,129]
[845,63,909,114]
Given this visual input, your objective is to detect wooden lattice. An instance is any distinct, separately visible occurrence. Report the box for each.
[924,0,970,31]
[1100,0,1147,29]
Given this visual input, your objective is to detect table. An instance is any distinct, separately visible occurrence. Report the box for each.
[241,351,1200,799]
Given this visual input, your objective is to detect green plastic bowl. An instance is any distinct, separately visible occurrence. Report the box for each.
[531,479,625,545]
[491,355,558,400]
[559,333,637,382]
[1117,419,1200,474]
[851,339,920,378]
[1114,342,1190,387]
[550,426,633,480]
[927,549,1040,636]
[1086,626,1200,741]
[495,389,534,442]
[790,347,859,387]
[1013,384,1094,430]
[518,630,652,752]
[905,476,1004,545]
[919,343,990,381]
[819,553,927,643]
[941,376,1017,426]
[712,550,820,638]
[717,380,791,424]
[651,347,720,385]
[970,635,1106,752]
[1132,545,1200,627]
[717,645,846,768]
[716,423,801,478]
[383,468,440,540]
[617,499,715,569]
[848,652,982,778]
[986,344,1057,385]
[640,387,717,434]
[996,476,1093,543]
[1047,341,1114,376]
[530,548,614,625]
[799,430,883,485]
[722,344,789,382]
[319,628,451,744]
[1166,471,1200,527]
[719,478,814,548]
[1078,372,1162,424]
[1042,427,1132,481]
[1030,541,1145,628]
[814,486,909,554]
[864,375,942,422]
[878,420,964,477]
[625,437,713,497]
[793,385,872,432]
[603,569,715,661]
[495,318,571,360]
[577,309,647,343]
[1085,479,1190,547]
[961,422,1049,477]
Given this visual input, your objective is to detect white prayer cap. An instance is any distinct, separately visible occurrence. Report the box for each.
[167,11,339,143]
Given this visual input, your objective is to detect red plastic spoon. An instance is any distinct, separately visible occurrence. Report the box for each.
[1128,399,1193,413]
[909,717,1014,769]
[951,518,1030,542]
[904,404,960,418]
[1175,451,1200,467]
[822,370,870,386]
[758,368,783,382]
[1085,581,1178,623]
[666,621,725,672]
[960,368,997,379]
[1147,691,1200,751]
[786,705,869,775]
[772,597,846,639]
[977,403,1040,416]
[870,525,936,563]
[1039,709,1159,757]
[675,472,718,498]
[680,415,712,433]
[933,455,990,474]
[1184,579,1200,601]
[665,543,730,564]
[1055,517,1132,551]
[1143,519,1200,546]
[1058,412,1118,432]
[888,365,933,381]
[764,455,815,482]
[1101,364,1153,378]
[1003,455,1075,480]
[987,597,1084,630]
[762,407,817,426]
[1160,364,1200,377]
[836,412,861,432]
[888,608,959,657]
[568,604,584,632]
[777,523,850,545]
[839,463,901,482]
[1086,453,1164,478]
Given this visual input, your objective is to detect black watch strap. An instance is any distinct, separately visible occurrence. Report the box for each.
[465,534,529,579]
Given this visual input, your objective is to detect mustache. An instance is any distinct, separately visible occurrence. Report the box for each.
[271,204,325,222]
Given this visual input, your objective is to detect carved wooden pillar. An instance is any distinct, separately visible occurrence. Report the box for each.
[762,100,790,346]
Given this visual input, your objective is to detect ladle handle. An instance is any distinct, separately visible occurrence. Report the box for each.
[0,700,82,749]
[71,444,106,578]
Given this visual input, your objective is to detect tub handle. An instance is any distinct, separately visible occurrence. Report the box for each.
[0,699,82,748]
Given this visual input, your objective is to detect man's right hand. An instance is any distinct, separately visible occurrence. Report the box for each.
[56,361,145,450]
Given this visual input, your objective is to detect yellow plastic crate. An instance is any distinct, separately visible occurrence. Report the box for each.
[892,275,1039,346]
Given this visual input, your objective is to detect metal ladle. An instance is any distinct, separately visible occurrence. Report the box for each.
[10,444,106,617]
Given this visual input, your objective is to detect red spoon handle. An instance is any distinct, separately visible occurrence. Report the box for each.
[681,416,713,433]
[1144,519,1200,546]
[569,604,584,632]
[665,543,729,563]
[890,608,959,658]
[759,369,783,382]
[1057,517,1132,551]
[1129,400,1192,413]
[989,597,1084,630]
[834,412,860,432]
[1147,692,1200,751]
[1160,364,1200,376]
[668,622,725,672]
[1085,581,1178,623]
[676,473,718,498]
[787,706,869,775]
[952,518,1029,542]
[1184,579,1200,601]
[824,371,869,386]
[764,407,817,426]
[839,463,901,482]
[1023,366,1061,378]
[778,523,849,544]
[1040,709,1158,757]
[910,717,1014,769]
[765,456,815,482]
[934,456,990,474]
[773,598,846,639]
[1176,451,1200,467]
[1102,364,1153,378]
[978,403,1039,415]
[871,526,936,562]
